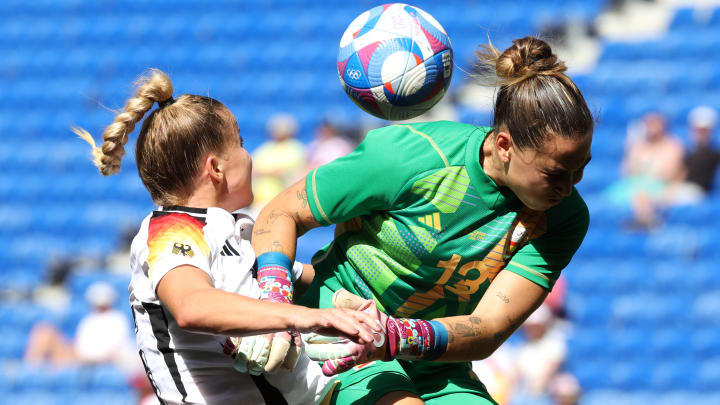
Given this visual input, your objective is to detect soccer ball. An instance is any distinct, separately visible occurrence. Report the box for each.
[337,3,453,121]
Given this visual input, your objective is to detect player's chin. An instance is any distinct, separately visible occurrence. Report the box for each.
[525,196,560,211]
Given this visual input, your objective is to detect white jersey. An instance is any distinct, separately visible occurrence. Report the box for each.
[129,205,331,405]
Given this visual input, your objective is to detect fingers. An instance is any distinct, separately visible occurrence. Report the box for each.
[281,342,302,371]
[264,331,291,374]
[321,309,377,343]
[331,288,367,310]
[321,356,357,376]
[303,335,356,361]
[236,334,272,375]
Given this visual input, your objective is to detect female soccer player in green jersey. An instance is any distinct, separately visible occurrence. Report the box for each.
[251,36,593,405]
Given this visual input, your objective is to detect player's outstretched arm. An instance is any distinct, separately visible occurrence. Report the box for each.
[304,272,547,375]
[435,269,548,361]
[156,264,377,342]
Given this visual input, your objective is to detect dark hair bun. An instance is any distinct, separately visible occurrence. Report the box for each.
[496,37,566,82]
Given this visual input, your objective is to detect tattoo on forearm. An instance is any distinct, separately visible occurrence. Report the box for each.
[469,316,482,325]
[270,240,283,252]
[267,210,293,225]
[496,291,510,304]
[253,228,271,237]
[297,190,308,209]
[451,322,477,338]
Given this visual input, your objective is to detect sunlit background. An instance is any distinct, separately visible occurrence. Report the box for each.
[1,0,719,404]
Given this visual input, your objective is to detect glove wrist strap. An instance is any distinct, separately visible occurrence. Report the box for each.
[387,318,448,361]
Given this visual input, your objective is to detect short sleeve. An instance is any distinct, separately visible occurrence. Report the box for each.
[147,213,212,292]
[305,127,421,226]
[505,190,589,290]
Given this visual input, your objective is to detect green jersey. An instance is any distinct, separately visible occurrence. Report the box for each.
[305,121,589,319]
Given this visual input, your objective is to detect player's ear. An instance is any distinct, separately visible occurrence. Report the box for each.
[495,130,513,163]
[205,154,224,183]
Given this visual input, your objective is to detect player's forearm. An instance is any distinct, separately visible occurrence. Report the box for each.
[252,177,318,259]
[429,270,548,361]
[433,313,522,361]
[174,287,302,336]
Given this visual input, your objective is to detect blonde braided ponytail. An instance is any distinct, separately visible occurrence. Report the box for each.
[74,69,173,175]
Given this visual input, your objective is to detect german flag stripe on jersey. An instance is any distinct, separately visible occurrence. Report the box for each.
[147,213,210,280]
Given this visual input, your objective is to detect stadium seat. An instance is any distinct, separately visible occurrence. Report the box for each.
[697,359,720,391]
[0,328,28,360]
[650,360,696,391]
[608,359,653,390]
[88,364,130,390]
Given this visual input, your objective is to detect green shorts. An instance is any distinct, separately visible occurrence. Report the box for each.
[299,276,497,405]
[326,359,497,404]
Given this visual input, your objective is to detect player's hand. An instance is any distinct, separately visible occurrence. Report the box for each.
[303,298,394,376]
[223,332,302,375]
[290,304,380,345]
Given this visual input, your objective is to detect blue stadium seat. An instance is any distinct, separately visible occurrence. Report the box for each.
[3,392,63,405]
[0,328,28,359]
[88,364,130,390]
[691,291,720,327]
[671,7,714,30]
[66,272,130,305]
[697,359,720,391]
[74,391,137,405]
[692,328,720,358]
[650,360,696,391]
[608,359,653,390]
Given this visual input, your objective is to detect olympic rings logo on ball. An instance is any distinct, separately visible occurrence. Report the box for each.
[347,69,361,80]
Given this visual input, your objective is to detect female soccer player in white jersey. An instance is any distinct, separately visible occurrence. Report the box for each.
[74,69,378,405]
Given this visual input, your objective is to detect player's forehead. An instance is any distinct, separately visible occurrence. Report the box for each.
[536,134,592,171]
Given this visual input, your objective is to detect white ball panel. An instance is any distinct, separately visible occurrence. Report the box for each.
[374,4,413,37]
[340,10,370,48]
[394,61,427,97]
[380,51,414,84]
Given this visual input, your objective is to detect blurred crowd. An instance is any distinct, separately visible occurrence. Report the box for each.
[248,113,361,214]
[605,105,719,229]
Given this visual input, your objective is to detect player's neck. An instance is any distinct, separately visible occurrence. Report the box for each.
[480,133,507,187]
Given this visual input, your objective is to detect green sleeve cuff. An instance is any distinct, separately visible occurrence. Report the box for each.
[505,261,555,290]
[306,169,332,226]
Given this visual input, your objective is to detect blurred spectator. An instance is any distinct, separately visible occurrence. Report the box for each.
[251,113,307,212]
[24,281,135,370]
[510,305,569,404]
[684,105,720,194]
[306,120,356,171]
[548,373,581,405]
[471,344,515,405]
[605,112,688,228]
[544,274,568,319]
[32,258,74,315]
[104,225,137,275]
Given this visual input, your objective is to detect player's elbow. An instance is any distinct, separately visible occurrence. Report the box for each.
[173,304,199,330]
[172,296,210,331]
[473,323,513,361]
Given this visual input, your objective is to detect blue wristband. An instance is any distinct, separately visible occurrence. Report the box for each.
[425,320,449,361]
[256,252,294,282]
